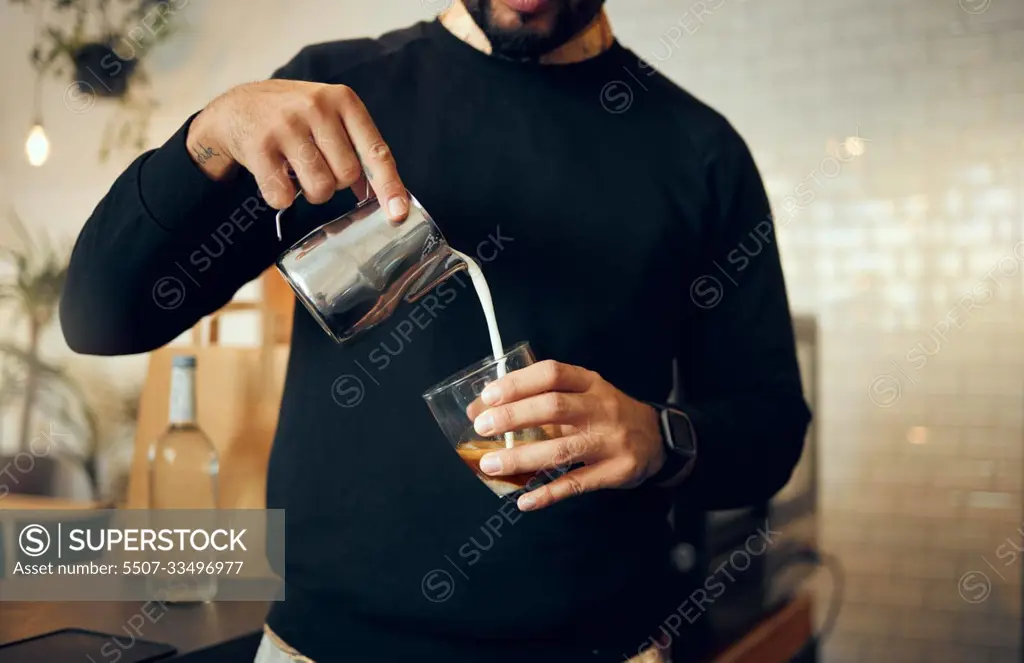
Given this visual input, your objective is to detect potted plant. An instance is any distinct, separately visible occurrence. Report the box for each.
[10,0,183,160]
[0,214,100,496]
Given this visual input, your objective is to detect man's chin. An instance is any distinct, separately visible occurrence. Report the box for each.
[466,0,603,60]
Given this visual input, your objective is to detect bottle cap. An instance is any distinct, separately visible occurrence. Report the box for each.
[172,355,197,368]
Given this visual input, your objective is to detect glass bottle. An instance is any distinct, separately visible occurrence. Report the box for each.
[146,354,219,602]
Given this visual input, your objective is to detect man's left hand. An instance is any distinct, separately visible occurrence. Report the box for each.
[469,360,666,511]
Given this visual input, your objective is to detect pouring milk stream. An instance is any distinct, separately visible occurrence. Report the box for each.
[450,249,515,448]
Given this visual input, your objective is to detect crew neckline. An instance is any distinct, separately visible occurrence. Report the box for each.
[423,17,626,75]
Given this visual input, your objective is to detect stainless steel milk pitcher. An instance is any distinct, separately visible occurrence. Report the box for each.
[275,191,466,344]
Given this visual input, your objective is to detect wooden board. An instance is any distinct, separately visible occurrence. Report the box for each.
[262,269,295,345]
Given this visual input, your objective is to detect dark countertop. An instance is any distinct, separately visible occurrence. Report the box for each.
[0,601,268,662]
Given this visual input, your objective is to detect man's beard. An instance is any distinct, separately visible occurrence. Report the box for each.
[463,0,606,61]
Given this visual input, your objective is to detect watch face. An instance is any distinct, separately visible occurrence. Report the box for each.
[666,408,696,456]
[652,407,696,485]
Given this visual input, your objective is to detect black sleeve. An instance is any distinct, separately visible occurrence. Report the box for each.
[60,54,312,356]
[672,124,812,510]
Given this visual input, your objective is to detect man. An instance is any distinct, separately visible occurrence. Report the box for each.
[61,1,811,661]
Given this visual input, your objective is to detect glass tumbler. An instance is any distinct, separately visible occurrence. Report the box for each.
[423,342,551,496]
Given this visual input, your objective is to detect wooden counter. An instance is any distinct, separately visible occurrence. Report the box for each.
[694,593,813,663]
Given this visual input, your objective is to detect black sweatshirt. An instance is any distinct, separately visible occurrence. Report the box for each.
[61,20,811,663]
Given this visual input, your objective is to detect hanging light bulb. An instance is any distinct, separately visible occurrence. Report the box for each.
[25,1,49,167]
[25,123,50,167]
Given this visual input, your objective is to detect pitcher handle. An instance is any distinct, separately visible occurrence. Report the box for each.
[274,176,375,241]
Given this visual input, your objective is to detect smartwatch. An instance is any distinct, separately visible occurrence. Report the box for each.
[647,404,698,487]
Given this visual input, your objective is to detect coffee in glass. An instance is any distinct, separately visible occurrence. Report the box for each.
[423,342,550,496]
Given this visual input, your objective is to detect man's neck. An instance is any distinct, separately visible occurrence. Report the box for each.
[439,1,614,65]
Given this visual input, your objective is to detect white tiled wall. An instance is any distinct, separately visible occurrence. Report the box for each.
[611,1,1024,661]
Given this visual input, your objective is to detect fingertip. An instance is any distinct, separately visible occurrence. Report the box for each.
[304,186,333,205]
[480,385,501,406]
[260,181,295,211]
[479,453,502,475]
[517,493,538,511]
[387,195,409,222]
[264,192,288,211]
[473,413,496,437]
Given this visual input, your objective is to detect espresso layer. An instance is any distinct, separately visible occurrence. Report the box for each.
[455,441,535,492]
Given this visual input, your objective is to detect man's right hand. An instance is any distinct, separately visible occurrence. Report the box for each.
[185,80,409,221]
